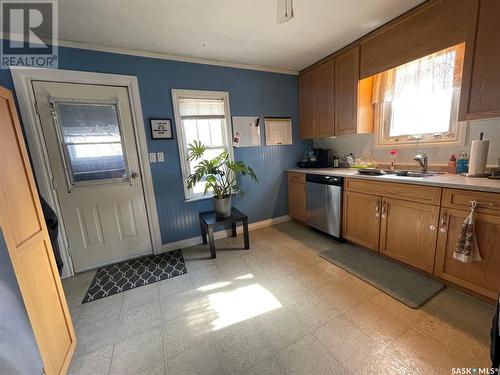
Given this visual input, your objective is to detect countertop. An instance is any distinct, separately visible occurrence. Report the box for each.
[287,168,500,193]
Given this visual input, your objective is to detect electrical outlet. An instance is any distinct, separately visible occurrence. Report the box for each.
[157,152,164,162]
[149,152,157,163]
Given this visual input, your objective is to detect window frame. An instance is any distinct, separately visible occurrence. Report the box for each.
[50,98,131,190]
[172,89,234,201]
[374,45,466,149]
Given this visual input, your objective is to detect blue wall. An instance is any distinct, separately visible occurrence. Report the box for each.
[0,228,43,374]
[0,46,310,244]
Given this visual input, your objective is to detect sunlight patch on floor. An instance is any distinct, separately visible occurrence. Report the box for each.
[197,281,232,292]
[205,283,282,331]
[234,273,254,280]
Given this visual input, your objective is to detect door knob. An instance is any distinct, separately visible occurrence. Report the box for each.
[131,172,140,179]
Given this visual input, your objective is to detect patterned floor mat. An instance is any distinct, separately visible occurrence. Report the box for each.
[82,250,186,303]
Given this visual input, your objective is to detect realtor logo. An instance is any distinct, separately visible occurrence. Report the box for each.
[1,0,58,68]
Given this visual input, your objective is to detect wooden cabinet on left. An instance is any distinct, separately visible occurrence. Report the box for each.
[298,60,335,139]
[298,69,315,139]
[0,86,76,375]
[288,172,307,222]
[298,47,373,139]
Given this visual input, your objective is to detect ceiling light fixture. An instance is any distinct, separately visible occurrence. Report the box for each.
[277,0,294,24]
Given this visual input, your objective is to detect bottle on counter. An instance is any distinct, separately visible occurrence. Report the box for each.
[389,149,398,171]
[332,156,339,168]
[456,152,469,174]
[346,153,354,167]
[447,154,457,174]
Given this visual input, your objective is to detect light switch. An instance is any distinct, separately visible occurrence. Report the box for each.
[157,152,164,162]
[149,152,157,163]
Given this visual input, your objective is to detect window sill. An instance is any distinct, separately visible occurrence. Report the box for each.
[184,195,213,203]
[184,192,236,203]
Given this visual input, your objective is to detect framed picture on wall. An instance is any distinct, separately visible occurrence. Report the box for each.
[150,118,173,139]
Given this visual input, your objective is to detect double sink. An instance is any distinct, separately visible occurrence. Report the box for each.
[387,170,445,178]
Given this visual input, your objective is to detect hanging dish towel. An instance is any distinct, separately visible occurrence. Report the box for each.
[490,292,499,370]
[453,201,482,263]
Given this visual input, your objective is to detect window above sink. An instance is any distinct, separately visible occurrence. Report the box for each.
[374,43,466,148]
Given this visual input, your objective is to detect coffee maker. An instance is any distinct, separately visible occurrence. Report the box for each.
[297,148,332,168]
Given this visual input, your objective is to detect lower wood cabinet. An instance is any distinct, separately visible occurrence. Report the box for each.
[434,207,500,300]
[343,180,500,300]
[288,173,306,222]
[379,198,440,273]
[343,190,381,251]
[343,178,441,273]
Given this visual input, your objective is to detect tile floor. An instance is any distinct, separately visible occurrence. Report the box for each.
[63,221,495,375]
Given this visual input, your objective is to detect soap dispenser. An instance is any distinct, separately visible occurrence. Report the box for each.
[447,154,457,174]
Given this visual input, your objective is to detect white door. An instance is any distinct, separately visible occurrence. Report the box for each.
[32,82,152,271]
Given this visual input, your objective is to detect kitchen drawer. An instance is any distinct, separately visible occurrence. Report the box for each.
[442,188,500,215]
[288,172,306,184]
[344,178,441,205]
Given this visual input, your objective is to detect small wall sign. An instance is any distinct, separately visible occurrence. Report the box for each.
[150,118,173,139]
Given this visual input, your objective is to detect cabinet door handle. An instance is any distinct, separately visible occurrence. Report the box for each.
[381,201,387,219]
[430,225,436,231]
[375,201,380,218]
[439,213,448,233]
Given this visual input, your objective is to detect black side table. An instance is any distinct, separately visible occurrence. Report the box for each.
[199,207,249,259]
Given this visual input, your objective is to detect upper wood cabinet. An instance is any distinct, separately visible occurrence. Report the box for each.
[359,0,479,79]
[300,0,500,133]
[298,60,335,139]
[333,47,374,136]
[334,47,359,136]
[314,60,335,138]
[298,69,315,139]
[463,0,500,119]
[298,48,373,139]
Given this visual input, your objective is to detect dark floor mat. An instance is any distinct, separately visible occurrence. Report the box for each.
[82,250,186,303]
[320,244,445,308]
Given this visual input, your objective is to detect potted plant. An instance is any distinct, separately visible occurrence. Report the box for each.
[187,141,258,217]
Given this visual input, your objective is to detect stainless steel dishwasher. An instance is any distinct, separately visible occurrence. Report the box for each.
[306,174,343,238]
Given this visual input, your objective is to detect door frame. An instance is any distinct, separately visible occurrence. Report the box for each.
[11,67,162,277]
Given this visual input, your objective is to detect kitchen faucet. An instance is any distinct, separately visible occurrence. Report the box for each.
[414,151,428,173]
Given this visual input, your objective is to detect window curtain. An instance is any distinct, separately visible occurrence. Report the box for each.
[179,98,225,118]
[372,43,464,138]
[372,44,464,104]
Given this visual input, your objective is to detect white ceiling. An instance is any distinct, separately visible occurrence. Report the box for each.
[58,0,425,73]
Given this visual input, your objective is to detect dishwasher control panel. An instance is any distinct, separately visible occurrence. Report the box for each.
[306,174,343,186]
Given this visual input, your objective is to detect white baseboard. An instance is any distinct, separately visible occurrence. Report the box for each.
[159,214,291,252]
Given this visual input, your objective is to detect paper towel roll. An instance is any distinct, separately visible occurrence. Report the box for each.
[468,139,489,175]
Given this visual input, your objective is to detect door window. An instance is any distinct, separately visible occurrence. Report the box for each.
[51,101,129,187]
